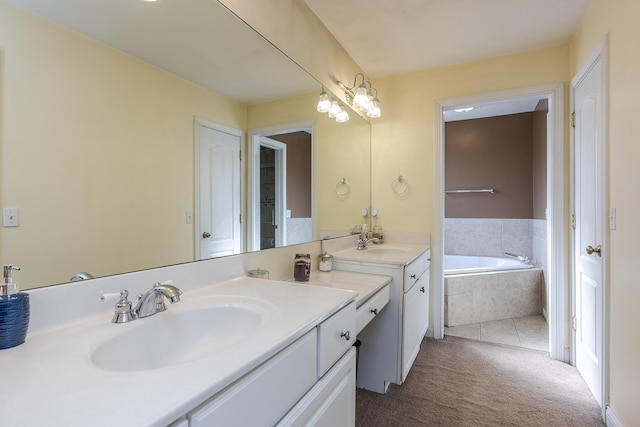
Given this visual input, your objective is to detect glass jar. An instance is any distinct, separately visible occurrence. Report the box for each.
[294,253,311,281]
[351,224,362,235]
[319,252,333,272]
[372,225,383,242]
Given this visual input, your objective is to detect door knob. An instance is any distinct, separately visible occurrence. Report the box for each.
[586,245,602,256]
[202,232,211,239]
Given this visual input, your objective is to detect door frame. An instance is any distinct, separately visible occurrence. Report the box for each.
[259,137,287,248]
[194,117,245,259]
[247,120,317,251]
[434,83,567,362]
[570,36,609,420]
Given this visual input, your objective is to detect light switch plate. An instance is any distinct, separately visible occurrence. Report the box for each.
[609,207,616,230]
[2,207,19,227]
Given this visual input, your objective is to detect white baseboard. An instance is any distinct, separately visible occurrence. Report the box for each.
[606,406,623,427]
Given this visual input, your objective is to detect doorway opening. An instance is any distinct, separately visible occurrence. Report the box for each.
[248,120,316,251]
[434,83,567,362]
[442,97,551,352]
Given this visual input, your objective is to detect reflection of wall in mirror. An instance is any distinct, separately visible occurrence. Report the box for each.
[247,93,371,239]
[0,2,246,289]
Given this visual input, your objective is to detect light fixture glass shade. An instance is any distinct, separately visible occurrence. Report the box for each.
[328,100,341,118]
[317,90,331,112]
[353,83,369,107]
[336,109,349,123]
[367,98,381,118]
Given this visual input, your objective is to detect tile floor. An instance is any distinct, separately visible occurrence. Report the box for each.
[444,315,549,352]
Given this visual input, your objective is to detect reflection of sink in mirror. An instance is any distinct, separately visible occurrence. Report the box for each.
[366,248,406,255]
[90,306,262,372]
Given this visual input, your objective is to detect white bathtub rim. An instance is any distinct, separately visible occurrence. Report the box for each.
[444,254,535,276]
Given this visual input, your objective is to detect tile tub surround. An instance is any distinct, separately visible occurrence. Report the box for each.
[445,218,543,263]
[444,268,543,326]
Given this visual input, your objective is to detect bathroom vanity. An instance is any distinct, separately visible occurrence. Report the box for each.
[0,257,362,427]
[331,242,431,393]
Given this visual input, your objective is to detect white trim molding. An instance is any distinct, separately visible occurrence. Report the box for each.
[606,407,624,427]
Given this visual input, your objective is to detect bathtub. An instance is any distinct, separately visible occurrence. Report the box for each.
[444,254,542,326]
[444,254,533,275]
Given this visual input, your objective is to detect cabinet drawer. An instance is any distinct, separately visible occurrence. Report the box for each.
[188,330,317,427]
[403,250,430,292]
[317,302,356,377]
[356,284,390,334]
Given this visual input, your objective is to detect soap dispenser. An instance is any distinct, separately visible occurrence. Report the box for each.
[0,265,30,350]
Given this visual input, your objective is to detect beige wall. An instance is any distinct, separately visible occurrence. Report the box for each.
[370,45,570,233]
[445,113,534,219]
[571,0,640,424]
[0,2,246,288]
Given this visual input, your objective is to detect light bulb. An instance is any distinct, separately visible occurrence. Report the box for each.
[328,99,341,118]
[317,89,331,113]
[336,109,349,123]
[353,82,369,107]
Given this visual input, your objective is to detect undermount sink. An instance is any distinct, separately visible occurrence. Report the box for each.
[365,247,406,255]
[90,304,264,372]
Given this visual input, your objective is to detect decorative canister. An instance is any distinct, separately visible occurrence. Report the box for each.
[294,253,311,281]
[319,252,334,272]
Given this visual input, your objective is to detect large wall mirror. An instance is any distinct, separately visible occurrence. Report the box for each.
[0,0,371,289]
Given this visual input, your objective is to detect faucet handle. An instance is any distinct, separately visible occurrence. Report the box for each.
[112,289,138,323]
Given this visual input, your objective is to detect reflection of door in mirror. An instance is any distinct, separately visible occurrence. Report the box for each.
[195,119,243,259]
[250,126,313,251]
[259,141,285,249]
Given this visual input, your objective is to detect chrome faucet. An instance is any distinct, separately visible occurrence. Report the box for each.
[134,281,183,318]
[503,252,530,264]
[110,281,182,323]
[357,237,380,250]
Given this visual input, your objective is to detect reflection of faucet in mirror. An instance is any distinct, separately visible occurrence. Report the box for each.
[70,272,94,281]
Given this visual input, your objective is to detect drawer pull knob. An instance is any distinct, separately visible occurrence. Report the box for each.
[370,308,378,315]
[410,274,417,279]
[340,331,351,341]
[420,286,425,293]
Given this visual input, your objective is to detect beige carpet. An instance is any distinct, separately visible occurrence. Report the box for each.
[356,336,604,427]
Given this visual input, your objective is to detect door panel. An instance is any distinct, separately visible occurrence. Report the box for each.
[573,54,604,408]
[197,122,242,259]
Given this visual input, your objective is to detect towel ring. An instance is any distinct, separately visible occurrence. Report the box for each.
[391,175,409,195]
[336,178,351,196]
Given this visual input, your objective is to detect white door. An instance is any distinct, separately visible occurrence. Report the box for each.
[196,119,242,259]
[572,43,607,409]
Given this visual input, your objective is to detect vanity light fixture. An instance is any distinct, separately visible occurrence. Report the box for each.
[316,89,350,122]
[337,73,382,118]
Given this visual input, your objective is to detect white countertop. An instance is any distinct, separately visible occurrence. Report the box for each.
[331,243,430,266]
[290,270,392,307]
[0,276,356,427]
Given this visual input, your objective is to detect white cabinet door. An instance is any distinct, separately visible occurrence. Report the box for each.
[277,348,356,427]
[402,273,429,382]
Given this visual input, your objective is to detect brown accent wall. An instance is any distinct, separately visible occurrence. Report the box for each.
[532,99,548,220]
[445,113,534,218]
[271,131,312,218]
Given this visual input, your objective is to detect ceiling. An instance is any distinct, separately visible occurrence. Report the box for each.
[305,0,592,119]
[304,0,593,79]
[6,0,319,105]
